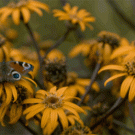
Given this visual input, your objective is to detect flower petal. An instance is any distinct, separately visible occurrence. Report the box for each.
[128,78,135,101]
[57,108,68,129]
[21,7,30,23]
[1,8,12,23]
[98,65,125,74]
[57,87,68,97]
[104,73,127,86]
[9,83,17,102]
[120,76,134,98]
[41,107,51,128]
[12,8,20,25]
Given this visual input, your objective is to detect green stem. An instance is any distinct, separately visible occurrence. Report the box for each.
[24,23,45,89]
[77,62,101,106]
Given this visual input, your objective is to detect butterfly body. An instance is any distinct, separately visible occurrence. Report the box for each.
[0,61,33,82]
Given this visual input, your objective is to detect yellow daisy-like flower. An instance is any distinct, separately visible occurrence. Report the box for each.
[23,86,86,134]
[98,58,135,101]
[0,0,49,25]
[0,78,35,126]
[61,125,94,135]
[53,3,95,31]
[69,31,122,66]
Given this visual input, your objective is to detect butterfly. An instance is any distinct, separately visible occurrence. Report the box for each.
[0,61,34,82]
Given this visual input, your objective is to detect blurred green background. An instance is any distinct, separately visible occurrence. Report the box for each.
[0,0,135,134]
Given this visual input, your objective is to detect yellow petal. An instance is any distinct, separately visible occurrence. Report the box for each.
[21,7,30,23]
[1,8,12,23]
[41,107,51,128]
[83,17,95,22]
[23,98,43,104]
[57,108,68,129]
[64,102,86,114]
[23,104,43,114]
[104,73,127,86]
[4,83,12,105]
[29,1,49,12]
[9,84,17,102]
[50,109,57,125]
[67,116,75,125]
[111,46,134,59]
[12,8,20,25]
[10,104,17,121]
[98,65,125,74]
[50,86,57,94]
[78,22,85,31]
[9,105,22,124]
[57,87,68,97]
[22,76,37,87]
[128,78,135,101]
[0,84,3,97]
[0,7,8,14]
[120,76,134,98]
[63,3,71,12]
[27,5,43,16]
[70,115,84,126]
[36,90,48,96]
[63,105,79,118]
[26,104,44,120]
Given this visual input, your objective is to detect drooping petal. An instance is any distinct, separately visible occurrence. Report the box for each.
[57,108,68,129]
[1,8,13,23]
[27,5,43,16]
[25,104,44,120]
[128,78,135,101]
[64,102,86,114]
[12,8,20,25]
[98,65,125,74]
[70,115,84,126]
[9,105,22,124]
[23,98,43,104]
[41,107,51,128]
[67,116,75,125]
[23,104,44,114]
[22,77,37,87]
[0,84,3,97]
[9,103,16,121]
[63,105,80,118]
[78,22,85,31]
[29,1,49,12]
[104,73,127,86]
[9,83,17,102]
[120,76,134,98]
[50,109,58,125]
[21,7,30,23]
[4,83,12,105]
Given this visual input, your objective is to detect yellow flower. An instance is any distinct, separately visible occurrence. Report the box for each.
[0,0,49,25]
[98,58,135,101]
[0,78,35,126]
[61,125,94,135]
[53,3,95,31]
[69,31,121,66]
[23,86,86,134]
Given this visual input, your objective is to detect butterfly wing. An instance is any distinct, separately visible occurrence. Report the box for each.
[8,61,34,75]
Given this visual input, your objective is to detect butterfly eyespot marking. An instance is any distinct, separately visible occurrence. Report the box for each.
[12,71,21,80]
[22,62,33,70]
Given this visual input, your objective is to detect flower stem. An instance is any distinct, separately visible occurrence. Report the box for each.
[43,28,71,59]
[90,96,127,130]
[128,101,135,129]
[24,23,45,89]
[77,62,101,106]
[113,119,135,133]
